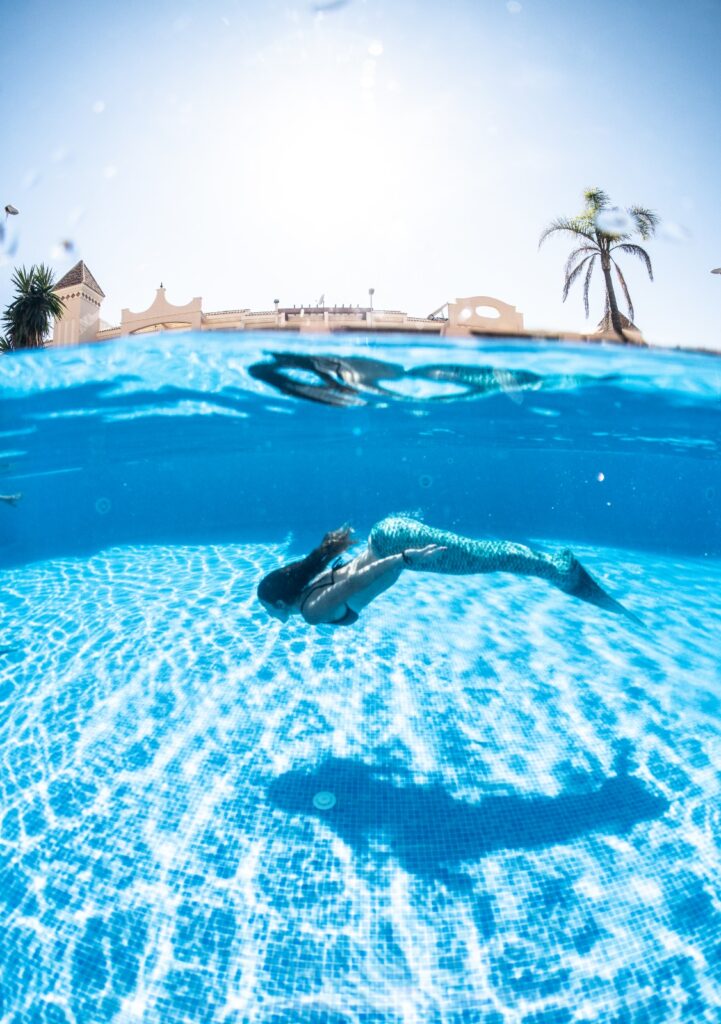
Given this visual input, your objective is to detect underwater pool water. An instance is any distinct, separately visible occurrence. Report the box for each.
[1,333,720,1024]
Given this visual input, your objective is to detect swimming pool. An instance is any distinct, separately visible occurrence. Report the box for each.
[1,334,720,1023]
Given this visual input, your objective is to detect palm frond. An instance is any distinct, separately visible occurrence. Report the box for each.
[563,244,599,280]
[539,217,595,248]
[541,189,657,328]
[627,206,659,240]
[583,188,611,214]
[611,243,654,280]
[582,255,597,318]
[562,254,593,302]
[613,261,634,322]
[1,263,65,348]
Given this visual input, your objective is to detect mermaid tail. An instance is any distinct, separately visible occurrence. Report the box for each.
[555,550,644,626]
[370,516,557,577]
[370,516,641,624]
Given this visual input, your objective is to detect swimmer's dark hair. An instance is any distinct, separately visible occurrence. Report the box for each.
[257,526,355,608]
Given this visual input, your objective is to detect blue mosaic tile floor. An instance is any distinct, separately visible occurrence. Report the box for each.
[1,541,721,1023]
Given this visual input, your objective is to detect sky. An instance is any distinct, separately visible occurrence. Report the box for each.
[1,0,720,349]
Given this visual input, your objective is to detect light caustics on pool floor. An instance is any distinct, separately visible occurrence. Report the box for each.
[1,541,721,1023]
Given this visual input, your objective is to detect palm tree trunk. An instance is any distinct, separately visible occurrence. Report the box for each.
[600,256,627,343]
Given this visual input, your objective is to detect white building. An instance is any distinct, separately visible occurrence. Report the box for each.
[51,261,526,345]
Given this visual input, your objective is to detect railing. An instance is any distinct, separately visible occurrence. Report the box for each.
[203,309,251,317]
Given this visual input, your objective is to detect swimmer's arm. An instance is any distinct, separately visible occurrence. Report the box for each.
[301,554,405,624]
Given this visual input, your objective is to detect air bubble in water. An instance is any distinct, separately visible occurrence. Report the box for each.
[51,239,76,261]
[92,100,106,114]
[658,220,691,243]
[95,497,112,515]
[1,217,19,259]
[597,472,605,482]
[22,168,40,190]
[311,0,351,11]
[419,474,433,489]
[595,208,633,235]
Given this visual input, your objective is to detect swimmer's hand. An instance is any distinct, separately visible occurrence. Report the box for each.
[401,544,447,568]
[0,493,22,507]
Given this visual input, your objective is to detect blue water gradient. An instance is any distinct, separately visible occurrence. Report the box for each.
[0,334,719,567]
[1,334,720,1022]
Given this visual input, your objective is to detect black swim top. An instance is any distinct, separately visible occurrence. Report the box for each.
[299,560,359,627]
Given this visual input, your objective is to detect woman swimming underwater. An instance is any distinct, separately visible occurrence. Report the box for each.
[257,515,641,627]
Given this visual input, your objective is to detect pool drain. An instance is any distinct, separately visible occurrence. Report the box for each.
[312,791,337,811]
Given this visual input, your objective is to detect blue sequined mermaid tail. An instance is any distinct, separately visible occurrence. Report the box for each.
[369,516,641,624]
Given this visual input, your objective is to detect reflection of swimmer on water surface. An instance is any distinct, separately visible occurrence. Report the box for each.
[0,494,22,507]
[257,515,641,627]
[247,351,611,407]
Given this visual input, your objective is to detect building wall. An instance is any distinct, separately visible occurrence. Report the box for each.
[52,286,102,346]
[55,283,527,343]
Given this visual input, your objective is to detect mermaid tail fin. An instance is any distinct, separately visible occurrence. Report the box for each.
[558,551,644,627]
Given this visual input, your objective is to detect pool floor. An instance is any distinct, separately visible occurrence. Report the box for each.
[1,541,721,1023]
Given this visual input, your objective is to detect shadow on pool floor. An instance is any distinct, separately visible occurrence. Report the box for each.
[267,754,669,889]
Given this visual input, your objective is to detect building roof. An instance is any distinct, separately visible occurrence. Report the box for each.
[54,260,105,298]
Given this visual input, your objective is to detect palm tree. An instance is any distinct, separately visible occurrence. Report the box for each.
[539,188,658,343]
[1,264,65,351]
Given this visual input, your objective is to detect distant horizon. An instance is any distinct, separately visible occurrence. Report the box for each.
[41,256,721,356]
[8,251,721,352]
